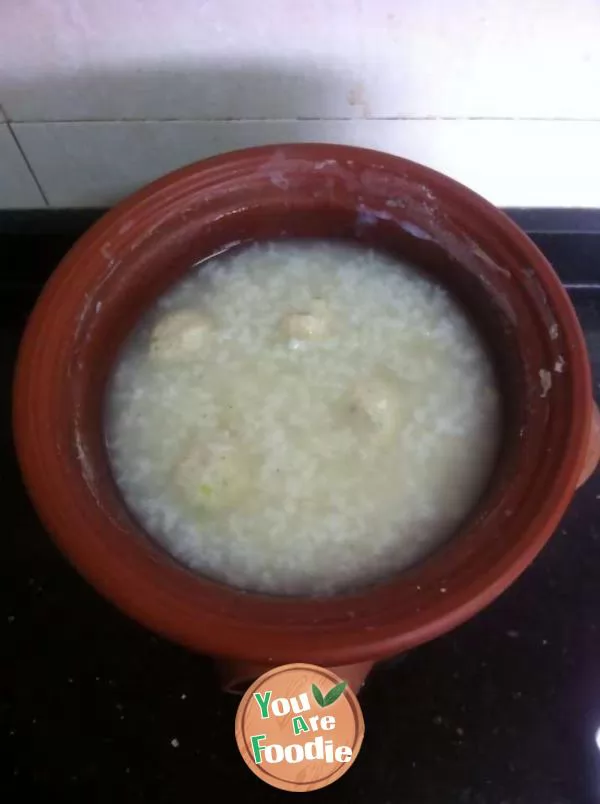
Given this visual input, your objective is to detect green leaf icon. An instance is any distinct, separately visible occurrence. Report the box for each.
[312,683,325,707]
[323,680,348,706]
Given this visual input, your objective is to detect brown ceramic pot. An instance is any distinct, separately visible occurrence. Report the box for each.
[13,144,600,693]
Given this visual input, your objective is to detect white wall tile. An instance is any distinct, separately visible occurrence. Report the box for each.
[0,0,360,122]
[0,124,45,207]
[13,118,600,209]
[2,1,600,123]
[3,1,600,208]
[359,0,600,119]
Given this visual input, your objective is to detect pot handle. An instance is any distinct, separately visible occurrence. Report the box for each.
[217,658,374,695]
[577,402,600,487]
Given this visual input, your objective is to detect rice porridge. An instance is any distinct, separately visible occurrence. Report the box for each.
[105,240,501,595]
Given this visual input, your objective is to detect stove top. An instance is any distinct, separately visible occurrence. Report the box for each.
[3,211,600,804]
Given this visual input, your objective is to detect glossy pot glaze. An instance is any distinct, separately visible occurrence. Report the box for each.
[13,144,599,693]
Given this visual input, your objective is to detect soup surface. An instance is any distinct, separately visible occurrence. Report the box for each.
[105,241,500,595]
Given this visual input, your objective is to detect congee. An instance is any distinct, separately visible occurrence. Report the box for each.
[105,241,500,595]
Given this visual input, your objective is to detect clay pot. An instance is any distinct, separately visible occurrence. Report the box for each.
[13,144,600,693]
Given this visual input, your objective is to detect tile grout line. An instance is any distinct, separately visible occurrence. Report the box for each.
[5,121,49,206]
[8,115,600,125]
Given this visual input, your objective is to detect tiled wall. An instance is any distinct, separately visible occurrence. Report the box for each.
[1,0,600,209]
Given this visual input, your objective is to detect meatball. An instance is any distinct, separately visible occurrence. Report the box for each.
[149,310,212,363]
[348,371,410,437]
[172,437,252,512]
[280,299,330,343]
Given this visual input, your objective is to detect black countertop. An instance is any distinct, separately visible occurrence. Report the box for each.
[4,211,600,804]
